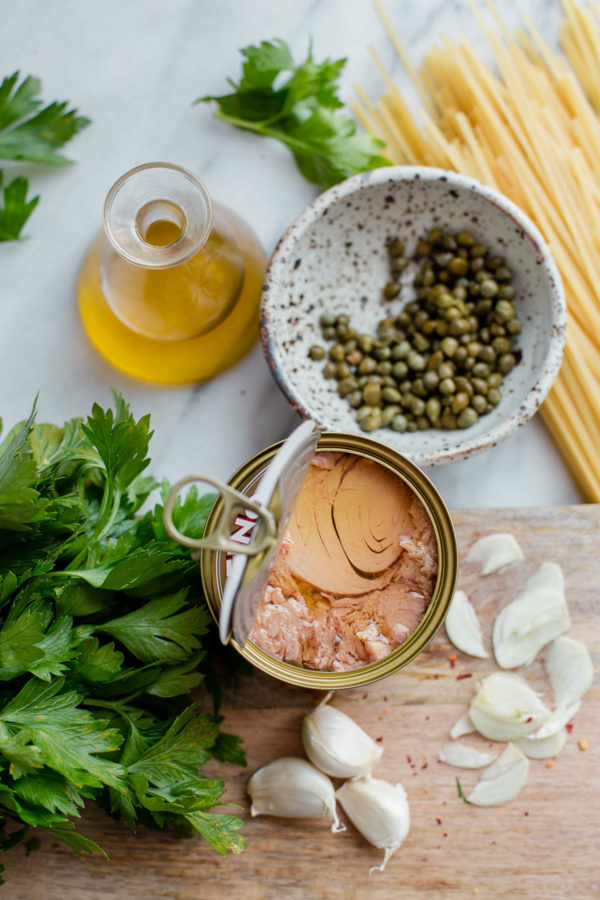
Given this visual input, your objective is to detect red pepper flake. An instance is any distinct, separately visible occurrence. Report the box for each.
[525,716,533,723]
[436,817,442,826]
[566,723,574,733]
[456,673,472,681]
[362,693,368,700]
[412,771,418,776]
[383,695,388,702]
[491,841,497,845]
[406,755,412,764]
[524,811,529,816]
[449,654,457,669]
[375,736,383,743]
[421,761,429,770]
[434,673,440,679]
[443,832,448,838]
[425,715,430,721]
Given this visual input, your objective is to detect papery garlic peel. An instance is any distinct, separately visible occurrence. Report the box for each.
[439,742,497,768]
[247,757,345,832]
[336,777,410,873]
[493,562,570,668]
[469,672,550,741]
[302,703,383,778]
[466,533,524,575]
[466,742,529,806]
[445,590,488,659]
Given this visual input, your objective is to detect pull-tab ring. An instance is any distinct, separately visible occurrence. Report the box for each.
[163,475,277,556]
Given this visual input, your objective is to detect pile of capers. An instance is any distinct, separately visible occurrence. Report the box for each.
[307,229,522,433]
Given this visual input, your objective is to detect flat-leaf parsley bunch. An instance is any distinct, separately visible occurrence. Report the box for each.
[0,392,245,881]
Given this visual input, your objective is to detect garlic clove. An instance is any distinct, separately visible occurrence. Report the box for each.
[247,757,345,833]
[450,711,475,739]
[445,590,489,659]
[439,742,497,768]
[469,672,551,741]
[546,636,593,707]
[516,727,567,759]
[466,742,529,806]
[302,703,383,778]
[466,533,524,575]
[336,777,410,874]
[531,700,580,740]
[492,563,570,669]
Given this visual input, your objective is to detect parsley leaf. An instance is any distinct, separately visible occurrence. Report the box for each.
[199,39,391,189]
[0,73,90,165]
[0,174,39,241]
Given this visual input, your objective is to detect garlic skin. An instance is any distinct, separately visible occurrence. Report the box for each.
[445,590,488,659]
[546,636,593,707]
[336,777,410,873]
[450,711,475,739]
[516,727,567,759]
[466,533,524,575]
[466,742,529,806]
[469,672,550,741]
[493,562,570,668]
[439,742,497,768]
[302,704,383,778]
[247,757,345,833]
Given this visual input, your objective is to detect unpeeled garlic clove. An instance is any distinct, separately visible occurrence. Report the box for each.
[492,562,570,668]
[247,757,345,833]
[336,777,410,873]
[445,590,488,659]
[450,711,475,739]
[546,636,593,707]
[466,533,524,575]
[516,727,567,759]
[469,672,550,741]
[302,703,383,778]
[466,742,529,806]
[439,742,497,768]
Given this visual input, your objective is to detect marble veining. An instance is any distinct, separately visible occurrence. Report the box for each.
[0,0,580,508]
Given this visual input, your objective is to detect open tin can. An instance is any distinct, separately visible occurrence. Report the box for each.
[164,422,457,690]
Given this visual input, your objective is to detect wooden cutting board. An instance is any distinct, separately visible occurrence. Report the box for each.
[4,506,599,900]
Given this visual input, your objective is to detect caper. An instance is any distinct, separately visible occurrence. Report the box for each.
[434,252,454,268]
[479,326,491,343]
[478,345,496,364]
[472,361,491,378]
[436,321,450,337]
[426,397,441,423]
[391,256,409,274]
[356,405,374,422]
[437,362,454,380]
[441,234,458,251]
[346,350,362,366]
[428,228,444,244]
[479,279,498,298]
[308,344,325,360]
[380,386,400,404]
[416,240,431,256]
[421,268,435,286]
[407,421,418,432]
[472,394,487,414]
[497,285,516,300]
[338,377,359,397]
[489,322,506,337]
[349,389,363,408]
[474,270,493,284]
[322,326,337,340]
[411,397,426,416]
[439,377,456,396]
[471,377,488,395]
[487,387,502,405]
[389,239,406,256]
[374,345,392,360]
[475,299,493,317]
[452,285,468,301]
[506,317,522,335]
[358,357,377,375]
[486,255,505,270]
[440,409,458,430]
[428,350,444,370]
[384,281,401,299]
[362,382,382,406]
[495,266,512,282]
[358,334,375,354]
[463,355,476,370]
[382,375,396,387]
[448,256,470,276]
[378,327,396,345]
[412,378,427,398]
[454,376,474,397]
[492,336,511,355]
[329,343,345,361]
[435,292,455,310]
[343,339,358,353]
[399,380,413,394]
[358,375,368,387]
[377,360,393,375]
[454,346,468,364]
[392,340,411,360]
[336,362,352,379]
[336,313,350,326]
[423,370,440,392]
[487,372,503,389]
[497,353,516,374]
[445,306,461,322]
[470,243,487,257]
[467,340,483,357]
[407,351,426,371]
[319,312,336,328]
[336,324,351,340]
[440,336,459,357]
[494,299,514,323]
[323,362,338,379]
[413,333,430,352]
[469,257,485,273]
[393,360,409,380]
[457,407,479,428]
[392,414,408,432]
[422,320,436,336]
[382,405,401,426]
[395,311,410,327]
[451,391,470,414]
[456,230,475,246]
[360,413,383,432]
[366,374,383,384]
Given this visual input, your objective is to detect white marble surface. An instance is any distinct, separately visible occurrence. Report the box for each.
[0,0,580,508]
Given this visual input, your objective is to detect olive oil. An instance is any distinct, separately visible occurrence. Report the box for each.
[77,163,266,384]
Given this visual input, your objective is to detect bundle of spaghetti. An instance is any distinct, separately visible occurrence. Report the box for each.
[353,0,600,501]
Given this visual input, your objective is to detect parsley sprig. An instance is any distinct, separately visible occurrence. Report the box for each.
[0,392,245,881]
[0,72,90,240]
[199,39,391,189]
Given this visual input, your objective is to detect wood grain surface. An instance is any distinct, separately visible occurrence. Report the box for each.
[3,506,599,900]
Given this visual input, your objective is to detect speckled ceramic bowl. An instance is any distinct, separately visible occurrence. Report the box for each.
[260,167,566,466]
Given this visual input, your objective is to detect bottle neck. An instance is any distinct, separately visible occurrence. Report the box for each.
[103,162,213,269]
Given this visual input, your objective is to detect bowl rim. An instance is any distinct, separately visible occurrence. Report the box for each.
[260,165,567,467]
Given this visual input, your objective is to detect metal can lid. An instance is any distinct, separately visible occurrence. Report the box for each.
[163,419,319,647]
